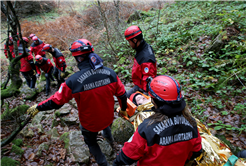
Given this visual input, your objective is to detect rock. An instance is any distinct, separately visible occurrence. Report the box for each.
[62,117,79,126]
[20,123,44,138]
[36,81,46,94]
[47,128,60,140]
[98,139,115,161]
[60,131,90,164]
[205,31,227,54]
[56,103,71,116]
[26,129,35,138]
[31,111,46,125]
[29,124,44,134]
[36,142,50,157]
[19,85,37,100]
[111,117,134,143]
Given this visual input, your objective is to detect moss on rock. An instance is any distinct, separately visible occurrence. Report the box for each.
[11,144,24,155]
[12,139,23,147]
[60,132,70,150]
[1,156,20,166]
[1,104,29,120]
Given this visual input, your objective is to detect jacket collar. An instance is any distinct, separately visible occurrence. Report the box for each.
[135,39,147,53]
[77,57,91,70]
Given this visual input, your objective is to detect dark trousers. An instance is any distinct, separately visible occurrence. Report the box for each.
[126,85,146,98]
[45,67,55,93]
[80,125,112,166]
[21,70,36,88]
[53,67,65,88]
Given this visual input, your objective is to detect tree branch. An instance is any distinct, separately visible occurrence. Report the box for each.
[1,116,32,147]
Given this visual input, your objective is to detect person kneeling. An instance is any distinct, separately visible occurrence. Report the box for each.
[113,75,202,166]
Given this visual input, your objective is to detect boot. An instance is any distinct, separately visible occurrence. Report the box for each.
[46,88,50,97]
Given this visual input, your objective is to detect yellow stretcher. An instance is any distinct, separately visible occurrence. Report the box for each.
[117,94,246,166]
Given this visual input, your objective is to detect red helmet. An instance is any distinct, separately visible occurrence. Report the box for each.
[9,36,13,41]
[129,92,142,105]
[29,34,36,39]
[148,75,183,103]
[69,39,94,56]
[22,37,29,43]
[124,25,142,40]
[42,44,52,52]
[35,55,43,62]
[32,36,38,41]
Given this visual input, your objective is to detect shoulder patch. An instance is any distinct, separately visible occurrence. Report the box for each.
[144,67,149,73]
[90,55,96,63]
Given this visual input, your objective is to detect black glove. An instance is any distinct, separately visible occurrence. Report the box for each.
[146,76,153,93]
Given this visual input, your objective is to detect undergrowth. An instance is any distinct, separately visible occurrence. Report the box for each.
[1,1,246,145]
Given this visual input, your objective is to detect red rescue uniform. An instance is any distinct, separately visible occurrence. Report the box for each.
[12,43,35,72]
[4,43,14,58]
[36,58,127,132]
[35,58,54,74]
[50,48,66,72]
[114,114,202,166]
[132,40,157,91]
[30,39,46,57]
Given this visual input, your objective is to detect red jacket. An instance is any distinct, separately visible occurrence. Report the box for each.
[4,40,20,58]
[132,40,157,91]
[30,39,46,56]
[50,48,67,72]
[19,54,34,72]
[114,114,202,166]
[12,43,34,72]
[35,58,54,74]
[37,57,127,132]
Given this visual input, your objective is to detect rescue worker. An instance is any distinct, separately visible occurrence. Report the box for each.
[26,39,128,166]
[12,37,36,88]
[42,44,67,90]
[30,36,46,58]
[124,25,157,98]
[28,33,36,40]
[4,36,14,59]
[113,75,203,166]
[35,55,55,96]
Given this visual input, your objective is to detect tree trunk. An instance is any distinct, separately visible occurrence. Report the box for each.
[0,0,31,147]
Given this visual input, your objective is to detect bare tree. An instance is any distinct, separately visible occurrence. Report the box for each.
[97,0,117,56]
[0,0,31,147]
